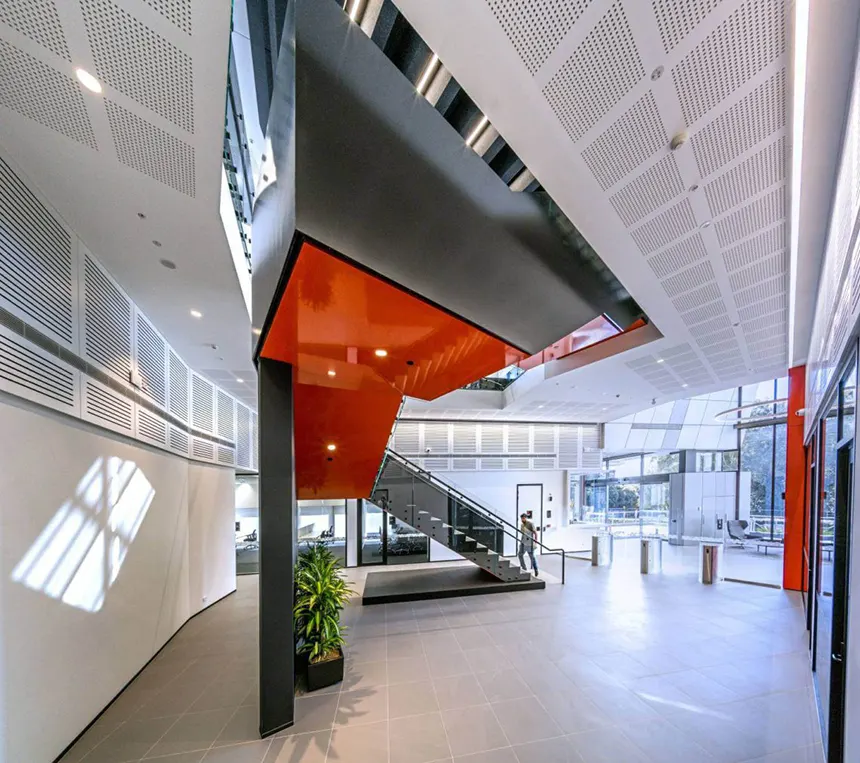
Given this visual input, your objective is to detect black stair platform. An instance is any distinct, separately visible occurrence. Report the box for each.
[362,566,545,605]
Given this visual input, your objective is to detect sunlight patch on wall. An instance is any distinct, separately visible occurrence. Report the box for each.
[12,457,155,612]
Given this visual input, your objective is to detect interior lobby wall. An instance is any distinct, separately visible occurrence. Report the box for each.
[436,469,567,555]
[0,396,236,763]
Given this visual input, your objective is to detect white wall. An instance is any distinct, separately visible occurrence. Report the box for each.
[436,470,567,556]
[0,397,236,763]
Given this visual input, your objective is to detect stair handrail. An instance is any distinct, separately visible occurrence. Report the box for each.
[378,448,569,583]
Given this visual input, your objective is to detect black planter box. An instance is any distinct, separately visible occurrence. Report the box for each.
[306,649,344,692]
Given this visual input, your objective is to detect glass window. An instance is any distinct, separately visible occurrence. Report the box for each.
[235,475,260,575]
[643,452,679,475]
[722,450,739,471]
[604,455,641,479]
[741,425,775,537]
[298,499,347,566]
[773,424,787,538]
[840,362,856,441]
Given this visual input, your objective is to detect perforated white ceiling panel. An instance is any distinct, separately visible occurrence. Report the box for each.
[396,0,792,420]
[0,0,253,399]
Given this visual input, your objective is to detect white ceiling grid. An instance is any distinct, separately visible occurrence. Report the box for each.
[0,0,254,397]
[394,0,790,421]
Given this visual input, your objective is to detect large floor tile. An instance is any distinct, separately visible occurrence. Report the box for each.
[512,736,580,763]
[490,698,562,745]
[454,748,518,763]
[334,687,388,727]
[280,693,339,736]
[441,705,508,757]
[327,720,389,763]
[264,731,330,763]
[621,716,715,762]
[201,740,272,762]
[389,711,451,763]
[146,708,235,757]
[566,727,650,763]
[475,670,531,703]
[389,680,440,719]
[84,716,177,762]
[434,673,488,710]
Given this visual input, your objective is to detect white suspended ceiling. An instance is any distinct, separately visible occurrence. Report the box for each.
[0,0,256,406]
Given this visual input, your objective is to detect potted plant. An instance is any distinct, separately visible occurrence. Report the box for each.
[294,541,352,691]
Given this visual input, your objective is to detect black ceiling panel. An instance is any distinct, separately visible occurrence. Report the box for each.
[294,0,639,353]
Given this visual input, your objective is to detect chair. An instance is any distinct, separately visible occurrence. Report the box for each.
[727,519,763,545]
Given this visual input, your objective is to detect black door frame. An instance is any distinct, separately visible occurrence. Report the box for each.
[516,483,544,554]
[825,438,853,763]
[357,496,387,566]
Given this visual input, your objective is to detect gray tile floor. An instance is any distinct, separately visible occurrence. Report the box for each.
[60,563,823,763]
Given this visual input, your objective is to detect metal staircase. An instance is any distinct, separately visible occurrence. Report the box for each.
[371,449,534,583]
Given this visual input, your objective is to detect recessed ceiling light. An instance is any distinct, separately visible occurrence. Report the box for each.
[682,383,688,388]
[327,370,336,377]
[466,115,489,147]
[75,68,102,93]
[326,443,337,452]
[657,358,664,363]
[416,53,439,96]
[190,309,202,318]
[159,258,176,270]
[374,349,388,357]
[237,378,244,383]
[252,328,262,336]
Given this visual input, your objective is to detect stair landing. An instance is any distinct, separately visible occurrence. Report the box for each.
[362,565,545,605]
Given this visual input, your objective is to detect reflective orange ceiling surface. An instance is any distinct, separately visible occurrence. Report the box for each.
[262,240,524,499]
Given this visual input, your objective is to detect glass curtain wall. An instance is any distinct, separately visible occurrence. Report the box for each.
[235,475,260,575]
[297,500,347,566]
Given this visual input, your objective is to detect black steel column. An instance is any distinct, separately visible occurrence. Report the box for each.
[258,357,297,737]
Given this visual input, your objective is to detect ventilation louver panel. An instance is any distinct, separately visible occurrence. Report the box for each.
[393,420,420,453]
[481,457,504,470]
[168,349,189,424]
[82,252,133,383]
[453,457,477,470]
[135,312,167,409]
[236,403,251,468]
[507,424,530,454]
[251,412,258,470]
[0,325,77,414]
[423,422,449,456]
[480,424,504,454]
[136,407,168,447]
[169,424,189,456]
[190,373,214,434]
[507,457,530,470]
[218,445,235,466]
[452,423,477,454]
[83,378,133,436]
[533,457,556,469]
[217,389,235,441]
[558,427,579,470]
[0,157,75,347]
[191,436,215,462]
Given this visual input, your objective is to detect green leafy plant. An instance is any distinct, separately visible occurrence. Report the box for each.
[294,541,352,664]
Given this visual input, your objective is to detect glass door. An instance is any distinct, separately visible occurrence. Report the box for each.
[359,498,385,565]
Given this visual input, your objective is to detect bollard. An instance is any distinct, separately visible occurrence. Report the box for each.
[640,537,663,574]
[699,542,722,584]
[591,532,613,567]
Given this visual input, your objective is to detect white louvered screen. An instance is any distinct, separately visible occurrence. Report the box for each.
[191,436,215,462]
[82,249,133,383]
[167,348,189,424]
[0,157,77,349]
[218,445,235,466]
[236,403,251,468]
[135,310,167,409]
[558,427,580,469]
[190,372,214,434]
[506,423,531,469]
[0,324,78,415]
[392,420,420,453]
[533,457,556,469]
[452,423,477,470]
[82,377,133,436]
[217,389,235,442]
[422,422,450,469]
[251,412,258,470]
[169,424,189,457]
[136,406,168,448]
